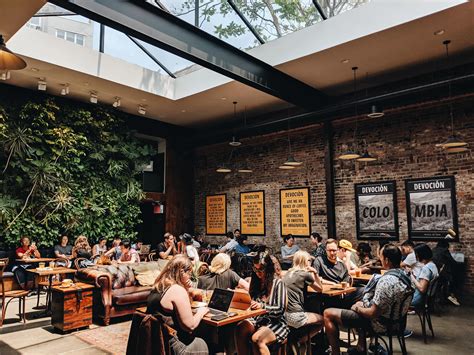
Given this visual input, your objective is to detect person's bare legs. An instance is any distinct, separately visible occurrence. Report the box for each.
[323,308,342,355]
[235,320,255,355]
[298,312,324,344]
[251,326,277,355]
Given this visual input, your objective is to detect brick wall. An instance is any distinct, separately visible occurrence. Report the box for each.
[193,97,474,293]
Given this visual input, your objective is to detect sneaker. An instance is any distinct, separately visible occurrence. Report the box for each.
[403,329,413,338]
[368,343,387,355]
[448,295,461,306]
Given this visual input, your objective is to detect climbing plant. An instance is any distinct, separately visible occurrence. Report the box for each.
[0,96,154,247]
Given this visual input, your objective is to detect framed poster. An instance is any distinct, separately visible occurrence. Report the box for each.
[405,176,459,241]
[354,181,399,241]
[279,187,311,237]
[205,194,227,235]
[240,190,265,236]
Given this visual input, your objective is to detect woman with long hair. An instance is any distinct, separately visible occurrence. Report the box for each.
[72,235,92,259]
[197,253,249,290]
[147,255,209,354]
[283,251,323,351]
[235,251,289,355]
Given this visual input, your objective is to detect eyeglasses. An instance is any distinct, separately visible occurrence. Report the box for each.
[327,249,338,253]
[252,266,265,273]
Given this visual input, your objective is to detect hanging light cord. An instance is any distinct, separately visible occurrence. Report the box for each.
[352,67,359,148]
[445,41,455,136]
[287,109,293,155]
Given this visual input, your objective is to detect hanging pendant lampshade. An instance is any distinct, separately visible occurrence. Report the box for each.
[284,155,303,166]
[229,136,241,147]
[0,35,27,70]
[439,135,468,149]
[356,151,377,162]
[237,162,253,173]
[445,145,469,153]
[338,150,360,160]
[367,105,384,118]
[216,164,232,173]
[278,164,295,170]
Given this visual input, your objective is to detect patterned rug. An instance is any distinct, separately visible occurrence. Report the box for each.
[75,320,131,355]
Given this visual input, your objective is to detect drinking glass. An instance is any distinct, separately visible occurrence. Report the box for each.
[38,262,45,268]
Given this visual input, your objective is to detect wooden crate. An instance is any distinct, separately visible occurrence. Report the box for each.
[51,282,94,332]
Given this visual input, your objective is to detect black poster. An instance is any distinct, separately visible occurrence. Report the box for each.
[355,181,399,241]
[405,176,459,241]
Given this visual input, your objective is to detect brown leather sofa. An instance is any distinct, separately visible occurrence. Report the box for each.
[76,260,168,325]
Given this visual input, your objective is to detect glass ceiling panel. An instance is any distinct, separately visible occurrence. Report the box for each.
[27,3,199,76]
[157,0,260,50]
[232,0,324,43]
[320,0,371,18]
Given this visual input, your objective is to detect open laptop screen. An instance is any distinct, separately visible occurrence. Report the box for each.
[208,288,234,312]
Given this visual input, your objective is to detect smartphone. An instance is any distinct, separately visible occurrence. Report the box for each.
[211,313,229,321]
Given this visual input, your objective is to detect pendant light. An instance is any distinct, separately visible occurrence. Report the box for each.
[216,149,234,173]
[0,35,27,70]
[339,67,361,160]
[438,40,468,151]
[237,162,253,173]
[280,114,302,168]
[367,105,384,118]
[229,102,242,147]
[357,150,377,162]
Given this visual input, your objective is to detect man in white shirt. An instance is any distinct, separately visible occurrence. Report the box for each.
[400,240,423,277]
[220,231,238,253]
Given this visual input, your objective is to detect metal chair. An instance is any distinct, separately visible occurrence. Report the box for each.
[0,258,28,327]
[148,251,158,261]
[415,276,440,343]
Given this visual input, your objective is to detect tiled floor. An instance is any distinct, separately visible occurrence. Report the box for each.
[1,293,474,354]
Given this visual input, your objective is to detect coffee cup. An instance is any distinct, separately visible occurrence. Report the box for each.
[49,261,55,268]
[38,262,45,268]
[341,281,348,288]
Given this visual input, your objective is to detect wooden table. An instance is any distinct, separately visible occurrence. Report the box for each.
[27,267,76,311]
[202,308,266,327]
[312,284,357,297]
[51,282,94,332]
[352,273,373,283]
[16,258,55,264]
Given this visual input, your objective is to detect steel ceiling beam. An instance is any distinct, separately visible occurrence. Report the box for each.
[48,0,326,110]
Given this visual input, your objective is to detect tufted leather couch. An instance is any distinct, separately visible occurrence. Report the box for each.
[76,260,168,325]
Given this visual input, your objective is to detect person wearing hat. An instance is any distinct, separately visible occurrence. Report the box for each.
[337,239,358,275]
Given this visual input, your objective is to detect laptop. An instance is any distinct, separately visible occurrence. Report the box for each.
[207,288,234,316]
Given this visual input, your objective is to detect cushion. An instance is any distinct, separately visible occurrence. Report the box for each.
[99,264,136,289]
[112,286,152,305]
[135,269,161,286]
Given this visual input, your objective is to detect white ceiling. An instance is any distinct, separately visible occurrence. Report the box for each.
[0,0,473,128]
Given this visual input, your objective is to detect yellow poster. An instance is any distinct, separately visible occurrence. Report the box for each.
[280,187,311,237]
[240,191,265,235]
[206,194,227,235]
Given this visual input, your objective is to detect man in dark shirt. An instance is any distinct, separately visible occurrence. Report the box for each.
[313,238,362,308]
[157,232,177,259]
[432,239,461,306]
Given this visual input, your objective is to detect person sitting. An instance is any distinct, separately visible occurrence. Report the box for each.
[147,255,209,354]
[234,234,251,255]
[337,239,358,275]
[400,240,422,277]
[219,231,238,253]
[195,233,209,249]
[410,243,439,308]
[324,244,414,355]
[157,232,178,260]
[309,232,326,258]
[117,241,140,263]
[14,236,41,289]
[72,235,92,259]
[131,240,143,251]
[54,234,73,260]
[313,238,363,308]
[182,233,199,264]
[432,239,460,306]
[198,253,249,291]
[235,251,289,355]
[283,251,323,350]
[281,234,300,270]
[105,237,122,261]
[92,236,108,257]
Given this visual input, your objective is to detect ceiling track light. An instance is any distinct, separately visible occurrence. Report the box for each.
[60,84,69,96]
[0,71,10,80]
[37,79,47,91]
[90,91,98,104]
[113,97,121,108]
[0,34,27,70]
[138,105,146,115]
